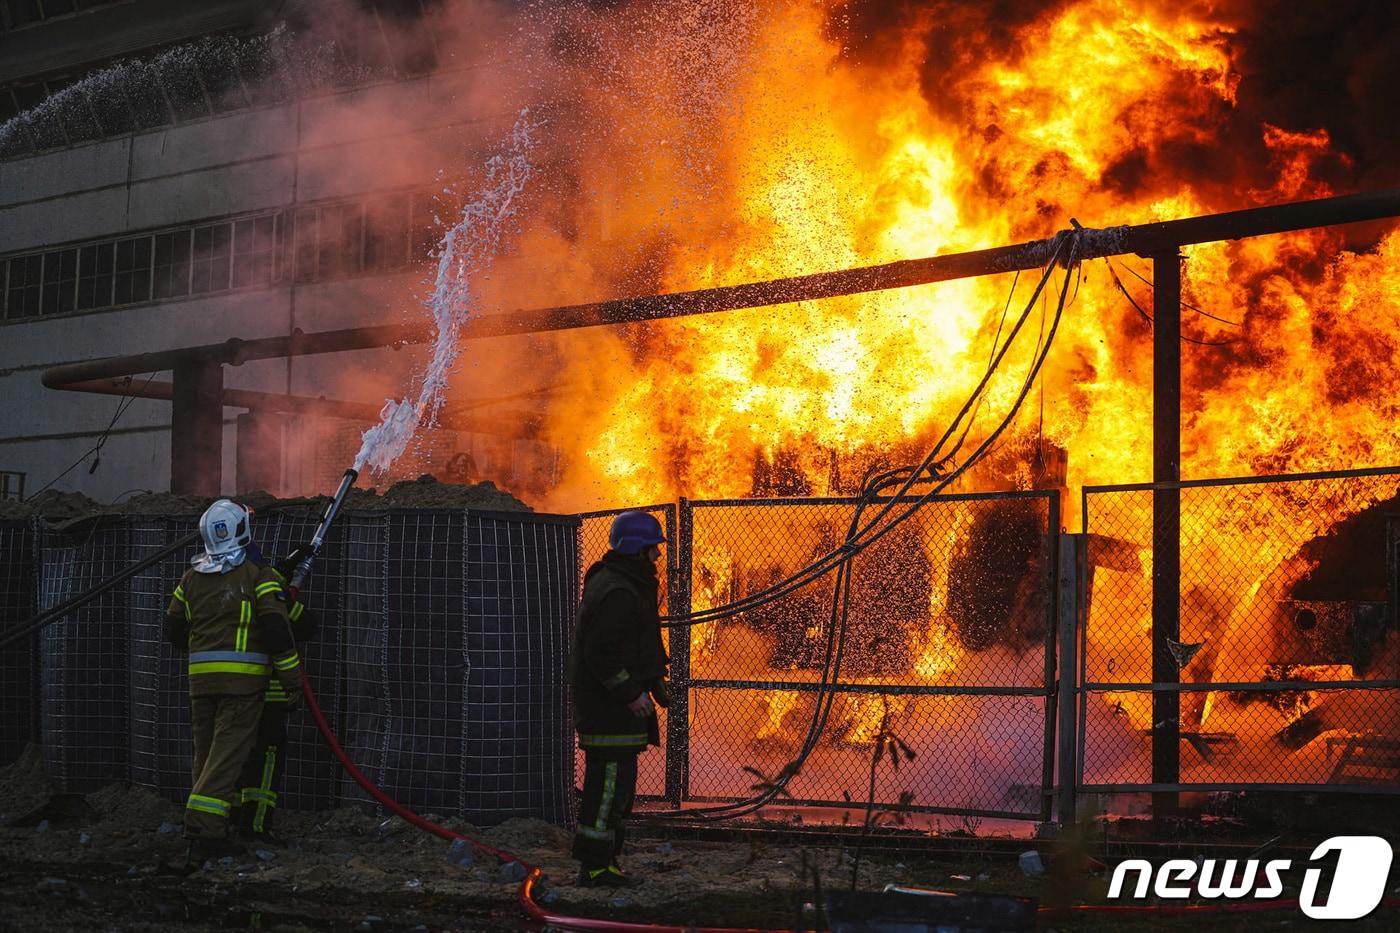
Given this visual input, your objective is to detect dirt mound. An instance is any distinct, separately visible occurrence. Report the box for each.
[0,745,52,821]
[0,476,532,526]
[0,490,99,522]
[344,475,532,512]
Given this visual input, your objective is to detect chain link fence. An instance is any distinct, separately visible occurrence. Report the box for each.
[1081,467,1400,792]
[675,492,1058,819]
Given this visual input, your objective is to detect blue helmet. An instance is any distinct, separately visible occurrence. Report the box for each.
[608,511,666,556]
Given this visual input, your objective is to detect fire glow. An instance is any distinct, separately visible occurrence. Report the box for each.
[385,1,1400,801]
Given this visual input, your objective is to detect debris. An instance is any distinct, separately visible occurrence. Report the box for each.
[976,873,990,881]
[157,822,179,835]
[497,860,527,883]
[446,838,475,869]
[1018,851,1044,877]
[654,842,673,856]
[254,849,276,862]
[951,873,972,881]
[402,878,422,890]
[79,832,91,845]
[217,856,234,868]
[541,888,561,905]
[36,877,67,892]
[608,897,631,909]
[35,820,49,834]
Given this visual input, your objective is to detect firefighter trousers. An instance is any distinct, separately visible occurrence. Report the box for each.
[572,747,639,871]
[186,693,264,839]
[238,703,288,835]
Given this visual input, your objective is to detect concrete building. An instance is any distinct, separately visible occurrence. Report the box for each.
[0,0,552,503]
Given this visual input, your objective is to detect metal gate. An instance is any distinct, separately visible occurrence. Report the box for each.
[1079,466,1400,797]
[579,492,1060,820]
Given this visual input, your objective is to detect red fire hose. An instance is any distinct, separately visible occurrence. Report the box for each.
[301,675,799,932]
[300,675,1397,930]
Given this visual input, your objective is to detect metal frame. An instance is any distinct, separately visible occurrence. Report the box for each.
[1078,465,1400,797]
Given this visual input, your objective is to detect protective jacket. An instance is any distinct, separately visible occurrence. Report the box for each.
[567,550,668,749]
[165,561,303,698]
[260,565,313,705]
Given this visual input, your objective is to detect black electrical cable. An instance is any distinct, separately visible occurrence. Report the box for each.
[1105,257,1239,347]
[26,372,160,499]
[1116,257,1241,326]
[664,232,1077,631]
[656,235,1082,820]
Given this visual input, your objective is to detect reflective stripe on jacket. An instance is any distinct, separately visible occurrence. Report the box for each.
[167,562,292,697]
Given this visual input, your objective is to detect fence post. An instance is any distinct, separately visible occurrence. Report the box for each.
[1056,532,1082,826]
[664,499,692,807]
[1152,250,1183,821]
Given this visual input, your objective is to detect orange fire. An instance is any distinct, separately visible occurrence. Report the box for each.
[441,1,1400,773]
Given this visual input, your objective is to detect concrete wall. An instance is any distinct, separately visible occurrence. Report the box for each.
[0,71,519,501]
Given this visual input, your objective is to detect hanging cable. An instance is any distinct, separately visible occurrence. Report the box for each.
[664,231,1079,631]
[654,233,1083,820]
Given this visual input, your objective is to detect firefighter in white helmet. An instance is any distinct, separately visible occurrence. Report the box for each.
[163,499,302,864]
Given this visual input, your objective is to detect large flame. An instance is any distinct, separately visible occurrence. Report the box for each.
[430,1,1400,779]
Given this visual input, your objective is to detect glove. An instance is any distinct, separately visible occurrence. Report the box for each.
[649,678,671,709]
[277,544,314,583]
[275,662,304,710]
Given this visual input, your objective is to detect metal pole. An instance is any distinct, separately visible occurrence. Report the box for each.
[1040,494,1062,824]
[664,499,693,807]
[1056,532,1082,826]
[170,360,223,496]
[1151,251,1182,821]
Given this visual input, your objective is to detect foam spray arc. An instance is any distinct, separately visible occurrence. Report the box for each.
[290,112,541,587]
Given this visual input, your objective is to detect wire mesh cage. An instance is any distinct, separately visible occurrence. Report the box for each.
[0,519,38,766]
[37,518,132,792]
[1081,467,1400,790]
[338,509,579,826]
[28,505,578,826]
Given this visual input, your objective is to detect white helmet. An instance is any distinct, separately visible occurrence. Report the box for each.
[199,499,253,558]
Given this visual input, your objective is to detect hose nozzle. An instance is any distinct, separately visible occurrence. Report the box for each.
[292,468,359,589]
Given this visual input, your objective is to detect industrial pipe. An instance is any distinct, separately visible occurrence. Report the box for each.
[42,188,1400,393]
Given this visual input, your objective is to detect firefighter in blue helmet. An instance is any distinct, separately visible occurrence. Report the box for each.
[567,511,669,888]
[163,500,302,864]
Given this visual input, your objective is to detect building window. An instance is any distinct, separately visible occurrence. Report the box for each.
[232,214,277,289]
[1,190,430,323]
[292,207,319,283]
[76,241,114,310]
[153,229,192,299]
[0,469,24,502]
[113,235,151,304]
[40,248,77,315]
[5,254,42,318]
[318,201,364,280]
[190,223,231,294]
[364,192,411,271]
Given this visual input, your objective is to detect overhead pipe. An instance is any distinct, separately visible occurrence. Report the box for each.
[41,188,1400,393]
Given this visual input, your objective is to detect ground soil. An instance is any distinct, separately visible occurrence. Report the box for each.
[3,742,1397,933]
